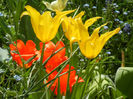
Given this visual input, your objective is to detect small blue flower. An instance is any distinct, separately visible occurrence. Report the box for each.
[51,12,55,17]
[118,30,122,34]
[123,12,128,15]
[14,75,22,81]
[83,4,89,8]
[115,10,120,14]
[119,21,124,24]
[115,5,118,7]
[127,32,130,35]
[0,12,4,16]
[102,8,106,11]
[80,59,84,62]
[113,3,118,7]
[8,25,11,28]
[123,23,130,33]
[106,51,111,55]
[113,3,117,6]
[104,26,108,29]
[92,6,97,9]
[7,25,14,28]
[114,18,120,22]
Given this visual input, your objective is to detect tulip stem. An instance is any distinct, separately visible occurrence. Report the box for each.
[40,42,45,65]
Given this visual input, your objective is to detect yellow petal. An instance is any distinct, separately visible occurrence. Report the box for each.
[48,10,75,41]
[43,1,53,11]
[96,27,120,55]
[84,17,102,30]
[91,23,108,41]
[86,42,96,58]
[75,11,85,18]
[58,0,68,11]
[43,0,68,11]
[20,11,30,19]
[77,19,89,41]
[99,27,120,45]
[38,11,53,42]
[62,16,80,51]
[22,5,40,40]
[62,17,69,38]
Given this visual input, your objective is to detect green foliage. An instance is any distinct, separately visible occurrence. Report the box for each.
[0,0,133,98]
[115,67,133,98]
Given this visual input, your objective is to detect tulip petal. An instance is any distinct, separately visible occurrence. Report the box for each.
[10,40,39,68]
[99,27,120,47]
[94,27,120,57]
[43,0,68,11]
[48,10,75,41]
[38,11,53,42]
[91,23,108,41]
[75,11,85,18]
[84,17,102,30]
[77,19,89,41]
[20,11,30,18]
[26,40,36,53]
[21,5,40,41]
[43,1,53,11]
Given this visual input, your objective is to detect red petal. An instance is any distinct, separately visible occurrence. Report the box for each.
[25,40,36,53]
[40,41,56,62]
[55,41,65,57]
[10,44,17,51]
[16,40,25,54]
[10,40,39,68]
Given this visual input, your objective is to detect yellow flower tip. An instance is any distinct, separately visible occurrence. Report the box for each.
[24,5,36,11]
[20,5,32,19]
[115,27,121,34]
[56,9,75,19]
[64,9,76,14]
[20,11,29,19]
[75,11,85,18]
[102,22,108,27]
[95,17,102,19]
[78,11,85,16]
[20,5,40,19]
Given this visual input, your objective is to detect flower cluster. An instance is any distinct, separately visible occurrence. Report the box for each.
[21,5,120,59]
[10,40,84,95]
[10,0,120,95]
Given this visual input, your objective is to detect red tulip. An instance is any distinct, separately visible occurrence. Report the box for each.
[47,65,84,95]
[10,40,40,68]
[40,41,68,71]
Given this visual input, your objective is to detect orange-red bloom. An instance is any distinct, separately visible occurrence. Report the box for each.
[42,41,84,95]
[10,40,40,68]
[47,65,84,95]
[40,41,68,72]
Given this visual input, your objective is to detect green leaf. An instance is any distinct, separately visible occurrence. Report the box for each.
[115,67,133,98]
[87,74,115,99]
[24,54,37,65]
[0,17,12,35]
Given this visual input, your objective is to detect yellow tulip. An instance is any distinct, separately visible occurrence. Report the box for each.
[43,0,68,11]
[21,5,74,42]
[78,23,120,59]
[62,11,101,50]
